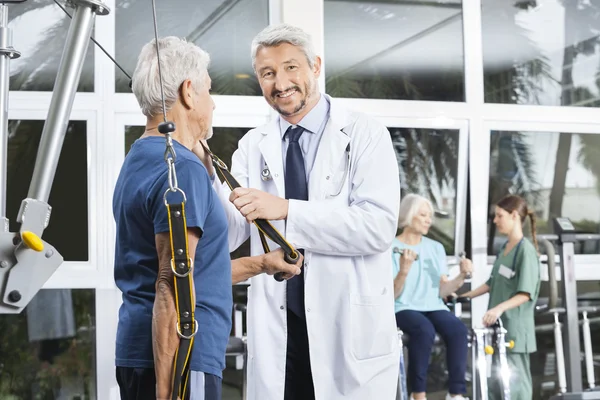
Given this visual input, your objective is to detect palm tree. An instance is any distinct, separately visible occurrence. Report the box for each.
[390,127,459,253]
[548,0,600,223]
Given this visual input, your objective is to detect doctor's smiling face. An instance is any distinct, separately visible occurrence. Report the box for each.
[254,42,321,124]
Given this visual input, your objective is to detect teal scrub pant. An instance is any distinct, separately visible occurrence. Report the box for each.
[488,352,532,400]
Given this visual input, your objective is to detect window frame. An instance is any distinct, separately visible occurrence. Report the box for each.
[481,119,600,277]
[4,0,600,398]
[6,109,100,287]
[376,116,469,269]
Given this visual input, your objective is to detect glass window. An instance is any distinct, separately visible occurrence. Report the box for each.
[115,0,269,95]
[324,0,465,101]
[7,120,88,261]
[488,130,600,255]
[392,127,461,254]
[482,0,600,107]
[8,0,94,92]
[0,289,96,400]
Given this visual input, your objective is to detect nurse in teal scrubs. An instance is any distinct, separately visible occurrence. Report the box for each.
[461,195,541,400]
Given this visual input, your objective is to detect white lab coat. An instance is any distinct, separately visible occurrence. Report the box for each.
[213,95,401,400]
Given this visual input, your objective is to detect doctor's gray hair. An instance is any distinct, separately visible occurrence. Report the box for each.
[131,36,210,118]
[398,194,434,229]
[251,23,317,70]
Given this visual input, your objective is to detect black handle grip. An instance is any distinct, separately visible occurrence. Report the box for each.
[273,251,300,282]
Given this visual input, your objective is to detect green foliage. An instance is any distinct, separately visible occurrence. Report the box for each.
[0,290,95,400]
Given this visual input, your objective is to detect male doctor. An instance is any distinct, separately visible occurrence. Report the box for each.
[199,24,400,400]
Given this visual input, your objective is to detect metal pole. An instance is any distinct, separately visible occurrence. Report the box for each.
[0,4,19,232]
[559,241,583,392]
[554,312,567,394]
[581,311,595,389]
[27,0,107,202]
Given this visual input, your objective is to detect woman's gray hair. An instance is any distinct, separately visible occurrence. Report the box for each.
[398,193,434,229]
[251,23,317,70]
[131,36,210,118]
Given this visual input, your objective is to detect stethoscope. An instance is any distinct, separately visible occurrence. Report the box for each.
[261,143,351,197]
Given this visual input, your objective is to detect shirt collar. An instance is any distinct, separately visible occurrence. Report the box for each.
[279,93,329,139]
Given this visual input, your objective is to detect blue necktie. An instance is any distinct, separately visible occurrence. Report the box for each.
[284,125,307,318]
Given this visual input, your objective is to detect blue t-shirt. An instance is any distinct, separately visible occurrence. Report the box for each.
[391,236,449,313]
[112,136,232,378]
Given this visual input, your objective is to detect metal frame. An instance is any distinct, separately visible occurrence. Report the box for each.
[2,0,600,399]
[375,116,470,269]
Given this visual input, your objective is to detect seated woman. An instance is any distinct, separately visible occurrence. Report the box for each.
[392,194,472,400]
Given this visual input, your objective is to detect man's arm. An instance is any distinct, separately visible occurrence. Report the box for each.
[231,248,303,284]
[287,122,399,255]
[230,120,400,256]
[153,228,201,399]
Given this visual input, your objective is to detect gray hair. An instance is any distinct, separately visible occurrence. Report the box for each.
[398,194,434,229]
[131,36,210,118]
[251,23,317,70]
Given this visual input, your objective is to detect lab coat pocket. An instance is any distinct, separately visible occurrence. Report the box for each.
[325,156,350,199]
[350,293,395,360]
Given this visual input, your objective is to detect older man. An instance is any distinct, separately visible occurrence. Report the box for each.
[113,36,301,400]
[200,24,401,400]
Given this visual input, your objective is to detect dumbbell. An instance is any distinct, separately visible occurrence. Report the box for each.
[393,247,419,260]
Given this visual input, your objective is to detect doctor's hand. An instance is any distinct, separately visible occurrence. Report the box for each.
[229,188,289,222]
[191,140,214,177]
[261,248,303,279]
[482,306,503,327]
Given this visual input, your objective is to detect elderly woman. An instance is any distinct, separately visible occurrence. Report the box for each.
[392,194,472,400]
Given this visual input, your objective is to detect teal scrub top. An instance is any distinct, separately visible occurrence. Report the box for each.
[486,238,541,353]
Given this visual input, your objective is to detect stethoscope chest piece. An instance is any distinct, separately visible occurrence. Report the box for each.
[261,164,272,181]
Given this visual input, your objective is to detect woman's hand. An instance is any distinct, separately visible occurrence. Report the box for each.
[459,257,473,278]
[482,306,503,327]
[399,249,417,275]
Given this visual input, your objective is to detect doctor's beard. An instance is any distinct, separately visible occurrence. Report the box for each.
[270,82,314,118]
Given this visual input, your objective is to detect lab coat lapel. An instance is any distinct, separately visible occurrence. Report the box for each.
[310,98,352,199]
[258,119,285,196]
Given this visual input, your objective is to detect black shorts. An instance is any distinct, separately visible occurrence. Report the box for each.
[116,367,222,400]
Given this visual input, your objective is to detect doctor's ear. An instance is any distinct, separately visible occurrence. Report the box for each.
[312,56,322,77]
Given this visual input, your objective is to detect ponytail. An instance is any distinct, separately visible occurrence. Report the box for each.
[527,208,539,253]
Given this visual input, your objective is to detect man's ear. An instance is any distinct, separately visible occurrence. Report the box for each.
[180,79,194,110]
[313,55,322,78]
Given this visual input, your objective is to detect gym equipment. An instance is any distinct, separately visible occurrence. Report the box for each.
[471,319,515,400]
[542,217,600,400]
[0,0,109,314]
[397,328,408,400]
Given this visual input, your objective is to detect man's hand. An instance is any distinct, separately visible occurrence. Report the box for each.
[191,140,214,177]
[261,248,303,279]
[229,188,289,222]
